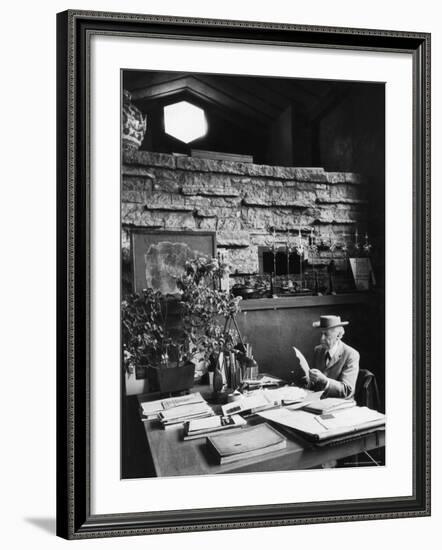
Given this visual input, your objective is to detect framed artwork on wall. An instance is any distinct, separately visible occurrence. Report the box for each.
[56,9,430,540]
[131,230,216,294]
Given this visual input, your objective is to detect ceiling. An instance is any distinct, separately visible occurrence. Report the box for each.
[123,70,361,130]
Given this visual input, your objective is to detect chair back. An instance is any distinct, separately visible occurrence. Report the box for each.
[355,368,381,411]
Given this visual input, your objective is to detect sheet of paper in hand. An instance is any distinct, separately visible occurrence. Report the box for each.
[291,347,310,385]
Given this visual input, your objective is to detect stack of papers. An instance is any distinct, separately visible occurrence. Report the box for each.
[161,393,205,410]
[183,414,247,440]
[221,392,275,417]
[258,405,385,443]
[140,400,165,420]
[262,386,308,405]
[140,392,205,420]
[159,401,215,429]
[221,386,308,417]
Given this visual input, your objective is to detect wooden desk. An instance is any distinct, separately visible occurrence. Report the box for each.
[137,387,385,477]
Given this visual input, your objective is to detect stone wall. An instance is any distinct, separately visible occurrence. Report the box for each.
[122,150,368,290]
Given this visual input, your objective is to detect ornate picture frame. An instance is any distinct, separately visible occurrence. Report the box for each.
[56,10,430,539]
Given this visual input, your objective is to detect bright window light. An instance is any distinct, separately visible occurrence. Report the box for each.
[164,101,208,144]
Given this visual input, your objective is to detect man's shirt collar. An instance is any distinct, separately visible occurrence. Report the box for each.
[327,339,342,361]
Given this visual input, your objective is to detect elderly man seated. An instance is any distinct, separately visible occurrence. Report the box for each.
[306,315,360,398]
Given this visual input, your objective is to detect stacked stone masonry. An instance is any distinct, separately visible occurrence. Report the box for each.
[122,151,368,277]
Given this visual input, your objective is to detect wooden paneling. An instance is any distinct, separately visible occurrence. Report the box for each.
[236,292,384,391]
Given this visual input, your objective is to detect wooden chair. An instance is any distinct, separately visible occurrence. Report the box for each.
[355,368,382,412]
[339,368,384,468]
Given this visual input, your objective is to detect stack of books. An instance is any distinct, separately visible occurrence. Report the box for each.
[207,423,287,465]
[158,402,214,429]
[183,414,247,440]
[140,392,215,429]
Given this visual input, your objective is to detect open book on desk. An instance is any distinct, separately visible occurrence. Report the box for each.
[258,405,385,443]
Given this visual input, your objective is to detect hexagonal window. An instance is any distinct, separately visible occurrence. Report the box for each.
[163,101,208,144]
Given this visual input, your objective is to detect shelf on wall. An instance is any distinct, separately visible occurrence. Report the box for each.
[238,292,374,312]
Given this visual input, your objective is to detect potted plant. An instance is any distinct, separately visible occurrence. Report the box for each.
[176,256,242,386]
[122,257,241,395]
[122,288,190,394]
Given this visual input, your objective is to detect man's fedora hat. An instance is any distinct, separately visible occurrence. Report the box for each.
[312,315,349,329]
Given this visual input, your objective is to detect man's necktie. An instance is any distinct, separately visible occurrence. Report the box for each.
[325,351,331,368]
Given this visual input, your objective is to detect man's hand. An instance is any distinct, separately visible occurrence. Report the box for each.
[309,369,329,389]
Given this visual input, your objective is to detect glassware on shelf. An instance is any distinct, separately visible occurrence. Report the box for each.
[308,227,321,295]
[363,232,373,255]
[265,227,280,298]
[295,225,305,290]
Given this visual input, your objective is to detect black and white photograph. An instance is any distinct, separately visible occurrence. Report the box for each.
[0,0,437,546]
[52,4,431,542]
[121,69,387,479]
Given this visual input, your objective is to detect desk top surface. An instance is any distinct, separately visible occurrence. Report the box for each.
[137,385,385,477]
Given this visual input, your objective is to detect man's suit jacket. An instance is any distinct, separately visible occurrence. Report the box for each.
[311,341,360,398]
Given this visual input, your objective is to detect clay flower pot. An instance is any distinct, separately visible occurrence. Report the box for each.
[147,362,195,395]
